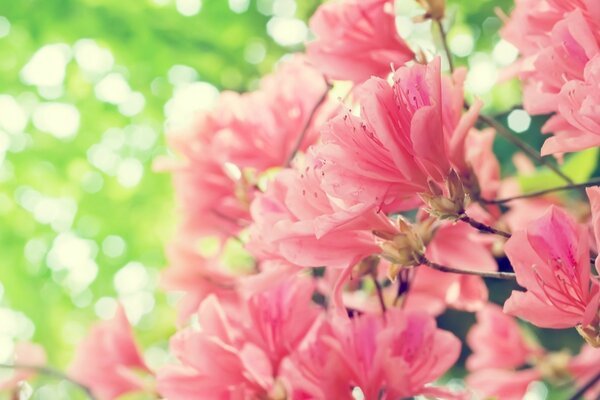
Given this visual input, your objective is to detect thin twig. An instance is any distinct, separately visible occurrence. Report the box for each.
[568,371,600,400]
[477,113,574,185]
[0,363,97,400]
[419,256,516,280]
[285,83,332,167]
[458,213,511,239]
[482,178,600,204]
[371,273,387,316]
[436,19,454,73]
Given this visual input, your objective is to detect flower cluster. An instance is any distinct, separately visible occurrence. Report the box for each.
[6,0,600,399]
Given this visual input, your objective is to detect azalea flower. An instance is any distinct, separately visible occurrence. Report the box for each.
[288,309,461,399]
[306,0,414,83]
[503,202,600,340]
[69,306,152,400]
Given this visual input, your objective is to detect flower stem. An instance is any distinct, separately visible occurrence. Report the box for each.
[0,363,97,400]
[477,113,574,185]
[482,178,600,204]
[458,213,511,239]
[285,81,332,167]
[569,370,600,400]
[419,256,516,280]
[371,273,387,318]
[435,19,454,73]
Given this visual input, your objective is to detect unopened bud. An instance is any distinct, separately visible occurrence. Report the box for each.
[420,171,467,220]
[537,351,571,382]
[415,0,445,21]
[375,217,425,279]
[353,255,380,278]
[576,323,600,348]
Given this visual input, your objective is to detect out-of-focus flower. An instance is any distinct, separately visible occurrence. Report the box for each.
[161,239,239,325]
[306,0,414,83]
[69,306,152,400]
[501,0,600,154]
[569,345,600,399]
[157,276,320,400]
[287,309,461,399]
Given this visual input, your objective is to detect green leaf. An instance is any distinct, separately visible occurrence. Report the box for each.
[518,148,599,192]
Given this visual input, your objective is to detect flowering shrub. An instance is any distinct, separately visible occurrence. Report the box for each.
[5,0,600,399]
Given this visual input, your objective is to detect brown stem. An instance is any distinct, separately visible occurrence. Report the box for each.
[477,113,574,185]
[458,213,511,239]
[371,273,387,316]
[419,256,516,280]
[0,363,97,400]
[436,19,454,73]
[285,82,332,167]
[482,178,600,204]
[569,371,600,400]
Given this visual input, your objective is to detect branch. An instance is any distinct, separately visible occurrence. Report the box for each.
[569,371,600,400]
[0,363,97,400]
[419,256,516,280]
[477,113,574,185]
[458,213,511,239]
[482,178,600,204]
[435,19,454,73]
[285,82,332,167]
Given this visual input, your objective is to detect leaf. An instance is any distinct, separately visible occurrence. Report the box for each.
[518,147,599,192]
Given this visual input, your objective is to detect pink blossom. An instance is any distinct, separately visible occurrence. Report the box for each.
[500,0,600,154]
[547,55,600,154]
[503,205,600,329]
[569,345,600,399]
[157,277,320,400]
[0,342,46,391]
[306,0,414,83]
[69,306,151,400]
[467,304,540,371]
[211,57,333,170]
[467,368,541,400]
[288,309,461,399]
[248,156,394,269]
[316,57,482,213]
[161,239,239,324]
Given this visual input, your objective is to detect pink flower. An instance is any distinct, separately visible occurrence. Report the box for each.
[157,277,320,400]
[503,205,600,329]
[161,239,239,324]
[465,304,543,399]
[0,342,46,391]
[288,309,461,399]
[569,345,600,399]
[212,57,333,170]
[157,58,331,239]
[316,57,482,213]
[501,0,600,154]
[466,369,541,400]
[306,0,414,83]
[248,156,394,269]
[69,306,151,400]
[467,304,540,371]
[547,55,600,154]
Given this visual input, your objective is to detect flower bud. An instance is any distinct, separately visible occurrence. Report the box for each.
[537,351,571,382]
[374,217,425,279]
[576,322,600,348]
[415,0,446,21]
[419,170,467,220]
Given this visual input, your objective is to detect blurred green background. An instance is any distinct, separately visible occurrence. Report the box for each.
[0,0,589,398]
